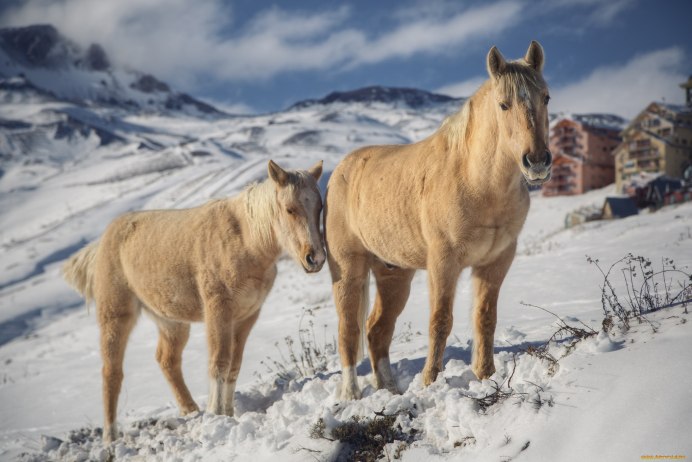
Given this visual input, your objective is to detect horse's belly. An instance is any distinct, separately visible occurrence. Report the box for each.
[358,226,427,269]
[133,276,204,322]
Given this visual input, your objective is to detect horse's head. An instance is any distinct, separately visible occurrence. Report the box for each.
[267,159,326,273]
[486,41,551,185]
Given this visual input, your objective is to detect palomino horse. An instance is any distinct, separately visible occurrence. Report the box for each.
[325,42,551,400]
[63,160,325,442]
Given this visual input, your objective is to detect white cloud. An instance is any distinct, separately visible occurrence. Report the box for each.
[351,1,523,66]
[0,0,524,89]
[550,47,687,118]
[544,0,637,26]
[2,0,667,120]
[435,76,487,98]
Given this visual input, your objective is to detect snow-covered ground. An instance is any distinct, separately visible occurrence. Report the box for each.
[2,88,691,461]
[2,172,691,461]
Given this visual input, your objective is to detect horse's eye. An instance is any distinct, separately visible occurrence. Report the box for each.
[544,95,551,105]
[500,102,510,111]
[286,208,295,215]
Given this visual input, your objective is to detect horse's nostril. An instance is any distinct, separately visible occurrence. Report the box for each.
[544,151,552,166]
[522,153,532,169]
[306,253,315,266]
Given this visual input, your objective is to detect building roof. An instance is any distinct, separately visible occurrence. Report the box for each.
[625,171,663,189]
[603,197,639,218]
[652,101,692,114]
[620,101,692,140]
[549,112,627,131]
[648,176,683,196]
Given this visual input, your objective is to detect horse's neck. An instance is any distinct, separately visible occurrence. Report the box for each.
[238,181,281,259]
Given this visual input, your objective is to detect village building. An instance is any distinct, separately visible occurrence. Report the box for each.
[613,77,692,193]
[543,114,625,196]
[602,197,639,220]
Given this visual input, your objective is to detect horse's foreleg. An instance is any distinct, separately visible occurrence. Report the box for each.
[223,310,260,415]
[423,253,462,386]
[330,253,370,400]
[155,320,199,414]
[369,263,415,393]
[205,299,234,415]
[471,243,516,380]
[98,296,138,444]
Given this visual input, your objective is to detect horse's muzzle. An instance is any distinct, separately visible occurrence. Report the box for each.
[303,250,326,273]
[521,151,552,185]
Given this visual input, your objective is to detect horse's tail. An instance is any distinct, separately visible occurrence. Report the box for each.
[356,270,370,361]
[62,240,99,303]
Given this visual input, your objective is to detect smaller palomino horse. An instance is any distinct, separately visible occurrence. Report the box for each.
[63,160,324,443]
[325,42,552,399]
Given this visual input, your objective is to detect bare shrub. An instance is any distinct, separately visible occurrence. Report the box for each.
[311,409,417,461]
[260,308,336,383]
[587,254,692,330]
[520,302,597,374]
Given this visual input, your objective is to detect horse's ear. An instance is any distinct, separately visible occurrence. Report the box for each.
[308,160,323,181]
[524,40,544,73]
[487,46,506,80]
[268,160,289,186]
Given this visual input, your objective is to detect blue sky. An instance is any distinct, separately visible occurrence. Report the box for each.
[1,0,690,117]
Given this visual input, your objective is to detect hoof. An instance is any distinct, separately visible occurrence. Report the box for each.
[374,376,400,394]
[102,424,118,445]
[422,366,442,386]
[384,381,400,394]
[374,358,400,394]
[472,362,496,380]
[339,366,361,400]
[339,383,362,401]
[338,375,362,400]
[181,402,200,415]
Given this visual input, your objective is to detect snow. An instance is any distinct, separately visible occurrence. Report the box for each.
[1,86,692,461]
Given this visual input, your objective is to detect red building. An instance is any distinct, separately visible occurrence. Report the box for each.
[543,115,625,196]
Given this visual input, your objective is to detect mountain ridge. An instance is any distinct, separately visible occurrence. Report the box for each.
[289,85,464,110]
[0,24,226,117]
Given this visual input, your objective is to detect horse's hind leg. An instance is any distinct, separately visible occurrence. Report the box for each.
[155,319,199,414]
[471,243,516,380]
[98,291,139,443]
[368,262,415,393]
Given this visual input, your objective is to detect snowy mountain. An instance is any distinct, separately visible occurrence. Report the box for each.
[0,24,690,462]
[289,85,463,110]
[0,25,225,117]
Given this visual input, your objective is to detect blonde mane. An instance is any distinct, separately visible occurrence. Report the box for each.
[243,178,279,248]
[441,99,472,153]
